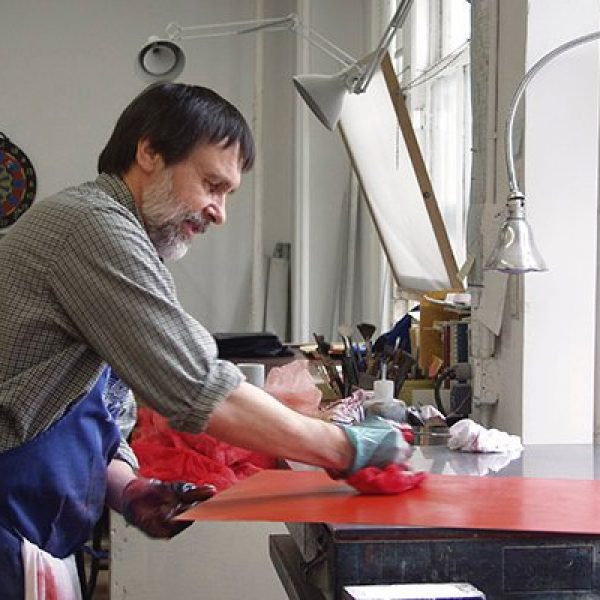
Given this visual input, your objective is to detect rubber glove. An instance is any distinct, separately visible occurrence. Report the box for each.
[330,416,414,479]
[122,478,216,539]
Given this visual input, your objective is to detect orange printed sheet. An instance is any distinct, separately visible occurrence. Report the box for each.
[178,469,600,535]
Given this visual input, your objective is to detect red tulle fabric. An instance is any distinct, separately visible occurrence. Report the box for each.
[131,407,279,492]
[346,463,427,495]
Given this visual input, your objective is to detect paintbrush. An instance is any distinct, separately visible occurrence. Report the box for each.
[338,324,360,386]
[313,333,344,396]
[391,349,416,397]
[357,322,376,373]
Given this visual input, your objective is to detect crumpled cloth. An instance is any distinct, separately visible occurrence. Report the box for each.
[448,448,523,476]
[448,418,523,453]
[131,408,279,492]
[22,538,81,600]
[419,404,446,422]
[346,463,427,495]
[319,389,368,425]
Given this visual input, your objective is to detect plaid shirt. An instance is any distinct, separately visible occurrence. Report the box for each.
[0,173,243,458]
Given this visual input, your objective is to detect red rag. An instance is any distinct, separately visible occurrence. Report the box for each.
[345,463,427,495]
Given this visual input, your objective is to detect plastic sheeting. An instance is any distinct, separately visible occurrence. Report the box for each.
[131,408,278,492]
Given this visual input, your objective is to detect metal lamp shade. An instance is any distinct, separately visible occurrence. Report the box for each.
[136,38,186,83]
[484,212,547,273]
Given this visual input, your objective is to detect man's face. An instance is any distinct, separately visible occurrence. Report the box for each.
[141,141,242,260]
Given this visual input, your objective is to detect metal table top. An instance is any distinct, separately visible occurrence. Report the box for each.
[410,443,600,480]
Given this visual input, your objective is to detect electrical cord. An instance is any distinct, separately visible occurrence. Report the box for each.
[434,366,455,417]
[434,363,472,419]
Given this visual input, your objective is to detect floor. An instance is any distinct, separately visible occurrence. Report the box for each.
[80,515,111,600]
[94,572,110,600]
[80,551,110,599]
[81,551,110,599]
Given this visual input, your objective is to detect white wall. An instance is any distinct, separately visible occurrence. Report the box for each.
[522,0,600,443]
[475,0,600,443]
[110,513,287,600]
[1,0,261,333]
[293,0,386,342]
[469,0,527,435]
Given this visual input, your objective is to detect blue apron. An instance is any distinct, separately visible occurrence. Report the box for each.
[0,367,120,598]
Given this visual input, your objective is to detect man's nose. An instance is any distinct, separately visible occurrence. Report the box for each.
[211,197,226,225]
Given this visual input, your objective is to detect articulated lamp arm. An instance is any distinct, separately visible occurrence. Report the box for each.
[138,5,415,131]
[164,14,355,71]
[354,0,413,94]
[136,13,358,91]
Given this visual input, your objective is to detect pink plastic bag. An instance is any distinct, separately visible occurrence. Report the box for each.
[131,407,278,492]
[264,360,322,416]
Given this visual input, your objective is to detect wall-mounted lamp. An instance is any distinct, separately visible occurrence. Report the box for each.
[485,30,600,274]
[136,1,413,130]
[136,14,352,86]
[136,36,186,83]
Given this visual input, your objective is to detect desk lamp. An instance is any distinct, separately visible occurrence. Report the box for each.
[485,31,600,273]
[293,0,413,130]
[136,2,414,130]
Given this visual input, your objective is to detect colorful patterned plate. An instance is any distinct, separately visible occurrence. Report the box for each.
[0,133,36,229]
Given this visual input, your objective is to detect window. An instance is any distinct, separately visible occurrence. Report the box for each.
[390,0,471,311]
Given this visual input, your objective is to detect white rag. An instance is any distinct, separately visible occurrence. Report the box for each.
[21,538,81,600]
[419,404,445,421]
[448,448,523,476]
[448,418,523,453]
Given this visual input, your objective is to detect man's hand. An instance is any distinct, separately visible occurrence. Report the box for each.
[122,478,216,539]
[329,416,414,479]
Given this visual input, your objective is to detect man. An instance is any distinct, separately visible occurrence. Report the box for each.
[0,83,410,597]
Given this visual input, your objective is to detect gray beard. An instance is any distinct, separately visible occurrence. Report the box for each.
[142,170,208,261]
[147,223,191,261]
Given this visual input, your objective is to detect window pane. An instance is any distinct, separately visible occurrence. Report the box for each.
[392,0,471,307]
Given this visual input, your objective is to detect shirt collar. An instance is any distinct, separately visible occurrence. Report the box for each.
[95,173,144,226]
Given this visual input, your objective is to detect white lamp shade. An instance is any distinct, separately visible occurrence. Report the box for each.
[293,72,350,131]
[136,37,186,83]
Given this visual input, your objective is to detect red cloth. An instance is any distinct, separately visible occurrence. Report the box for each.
[399,424,414,444]
[131,407,278,492]
[345,463,427,495]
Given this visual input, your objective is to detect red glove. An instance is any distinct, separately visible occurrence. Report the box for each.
[122,478,216,539]
[345,463,427,495]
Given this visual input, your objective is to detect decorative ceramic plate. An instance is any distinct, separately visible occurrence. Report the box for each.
[0,133,36,230]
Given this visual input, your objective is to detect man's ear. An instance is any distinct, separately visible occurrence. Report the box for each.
[136,138,164,174]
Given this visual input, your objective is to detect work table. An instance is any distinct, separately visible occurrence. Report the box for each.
[270,444,600,600]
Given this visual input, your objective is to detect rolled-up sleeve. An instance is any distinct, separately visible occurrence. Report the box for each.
[48,204,243,432]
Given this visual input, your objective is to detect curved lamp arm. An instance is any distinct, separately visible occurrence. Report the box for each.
[486,30,600,273]
[505,30,600,196]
